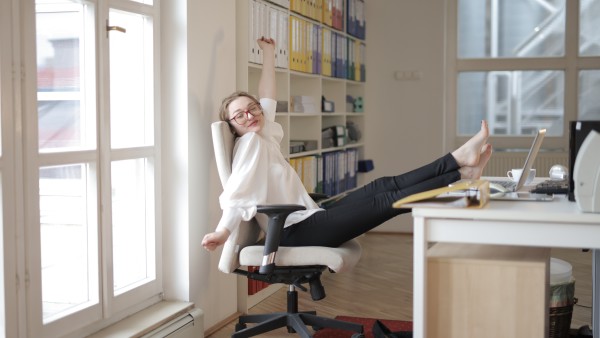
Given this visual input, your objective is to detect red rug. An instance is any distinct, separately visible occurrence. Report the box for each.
[313,315,412,338]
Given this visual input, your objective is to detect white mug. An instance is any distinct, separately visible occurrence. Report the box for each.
[507,168,536,185]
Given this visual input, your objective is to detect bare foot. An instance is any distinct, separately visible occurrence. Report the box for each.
[452,120,489,167]
[459,143,493,179]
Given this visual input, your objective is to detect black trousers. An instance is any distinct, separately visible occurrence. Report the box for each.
[280,153,461,247]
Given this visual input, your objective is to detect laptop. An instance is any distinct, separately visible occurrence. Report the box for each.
[488,128,554,201]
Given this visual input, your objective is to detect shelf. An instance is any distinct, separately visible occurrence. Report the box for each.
[237,0,367,301]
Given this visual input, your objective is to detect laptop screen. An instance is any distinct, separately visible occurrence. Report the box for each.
[515,129,546,191]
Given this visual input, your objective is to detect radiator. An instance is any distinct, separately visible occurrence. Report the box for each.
[141,308,204,338]
[483,151,568,178]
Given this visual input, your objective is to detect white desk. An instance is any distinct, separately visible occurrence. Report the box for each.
[411,194,600,338]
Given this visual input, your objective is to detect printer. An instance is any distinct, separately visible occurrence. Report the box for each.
[573,130,600,213]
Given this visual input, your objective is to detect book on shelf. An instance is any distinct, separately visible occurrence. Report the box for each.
[292,151,350,196]
[247,0,366,81]
[321,28,332,76]
[290,0,321,22]
[346,0,365,39]
[392,180,490,209]
[248,0,289,68]
[316,155,324,193]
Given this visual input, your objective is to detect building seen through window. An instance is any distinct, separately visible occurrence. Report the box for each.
[455,0,600,138]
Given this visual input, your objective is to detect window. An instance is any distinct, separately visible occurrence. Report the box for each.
[36,3,100,326]
[8,0,161,336]
[448,0,600,150]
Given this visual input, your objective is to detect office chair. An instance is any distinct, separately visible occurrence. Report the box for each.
[211,121,365,338]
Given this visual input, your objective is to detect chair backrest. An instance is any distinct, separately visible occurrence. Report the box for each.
[211,121,262,273]
[211,121,235,187]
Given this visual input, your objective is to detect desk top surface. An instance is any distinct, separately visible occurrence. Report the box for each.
[411,178,600,225]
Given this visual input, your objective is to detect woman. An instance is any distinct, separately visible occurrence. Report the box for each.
[202,37,492,251]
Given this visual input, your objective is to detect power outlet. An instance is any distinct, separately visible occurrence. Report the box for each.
[394,70,422,81]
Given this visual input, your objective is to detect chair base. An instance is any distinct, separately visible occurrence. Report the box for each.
[232,311,364,338]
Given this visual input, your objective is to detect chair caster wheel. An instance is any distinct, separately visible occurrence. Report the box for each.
[351,334,365,338]
[235,323,247,332]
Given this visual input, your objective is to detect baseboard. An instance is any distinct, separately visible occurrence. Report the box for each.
[204,311,241,337]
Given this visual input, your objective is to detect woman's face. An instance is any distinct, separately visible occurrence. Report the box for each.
[227,96,264,136]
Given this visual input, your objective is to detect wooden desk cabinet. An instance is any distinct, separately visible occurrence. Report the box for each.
[427,243,550,338]
[410,194,600,338]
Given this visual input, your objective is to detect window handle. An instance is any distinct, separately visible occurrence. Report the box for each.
[107,25,126,33]
[106,20,126,37]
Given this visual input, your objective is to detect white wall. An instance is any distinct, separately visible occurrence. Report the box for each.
[186,0,239,330]
[184,0,240,331]
[364,1,446,232]
[161,0,239,331]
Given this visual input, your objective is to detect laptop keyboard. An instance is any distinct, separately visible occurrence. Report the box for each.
[490,180,517,191]
[530,179,569,195]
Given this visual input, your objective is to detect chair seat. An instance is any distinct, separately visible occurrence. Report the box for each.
[239,239,362,273]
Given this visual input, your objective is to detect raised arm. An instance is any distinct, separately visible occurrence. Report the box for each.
[257,37,276,100]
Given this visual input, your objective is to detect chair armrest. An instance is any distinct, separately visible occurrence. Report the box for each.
[256,204,306,274]
[309,193,329,202]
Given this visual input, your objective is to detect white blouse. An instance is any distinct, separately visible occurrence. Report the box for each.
[216,98,323,234]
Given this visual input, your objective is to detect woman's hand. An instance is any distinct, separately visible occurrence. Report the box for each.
[202,229,231,251]
[257,36,275,51]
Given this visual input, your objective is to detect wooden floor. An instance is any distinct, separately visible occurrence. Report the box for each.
[206,232,593,338]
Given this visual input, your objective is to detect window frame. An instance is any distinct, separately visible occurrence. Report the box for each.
[14,0,163,337]
[0,1,21,337]
[445,0,599,152]
[98,0,163,318]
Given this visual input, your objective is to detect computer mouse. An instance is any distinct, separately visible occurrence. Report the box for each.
[549,164,568,180]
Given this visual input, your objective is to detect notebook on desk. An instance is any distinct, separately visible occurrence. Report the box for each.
[488,128,554,201]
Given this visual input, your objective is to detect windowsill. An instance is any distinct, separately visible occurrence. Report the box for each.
[87,301,195,338]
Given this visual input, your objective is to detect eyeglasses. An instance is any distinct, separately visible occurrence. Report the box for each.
[229,103,263,125]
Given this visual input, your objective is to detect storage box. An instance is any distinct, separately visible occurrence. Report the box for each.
[289,140,318,154]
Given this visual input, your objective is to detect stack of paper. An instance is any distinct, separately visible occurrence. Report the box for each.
[291,95,318,113]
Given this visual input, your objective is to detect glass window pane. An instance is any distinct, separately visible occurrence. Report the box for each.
[580,0,600,56]
[579,70,600,120]
[38,100,81,149]
[458,0,565,58]
[111,159,155,295]
[109,10,154,148]
[36,2,96,152]
[457,70,564,136]
[40,164,98,323]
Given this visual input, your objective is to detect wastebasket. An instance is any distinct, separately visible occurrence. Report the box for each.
[549,257,576,338]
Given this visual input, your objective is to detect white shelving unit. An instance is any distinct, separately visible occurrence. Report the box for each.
[235,0,367,310]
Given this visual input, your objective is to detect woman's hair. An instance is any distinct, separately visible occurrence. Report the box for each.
[219,91,260,122]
